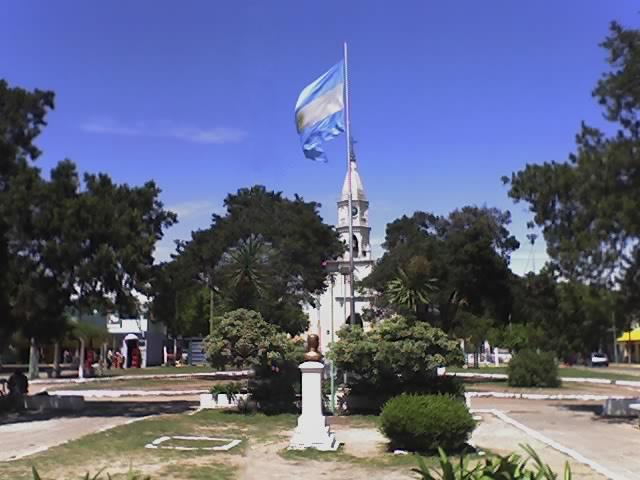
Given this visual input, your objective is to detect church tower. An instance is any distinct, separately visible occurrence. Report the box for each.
[304,152,375,349]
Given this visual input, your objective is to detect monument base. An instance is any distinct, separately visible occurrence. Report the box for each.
[288,360,339,451]
[288,417,339,451]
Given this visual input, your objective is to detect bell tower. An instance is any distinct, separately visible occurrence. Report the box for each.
[337,153,371,262]
[304,148,375,345]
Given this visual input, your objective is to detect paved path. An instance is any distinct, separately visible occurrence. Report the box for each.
[0,399,195,462]
[0,415,133,461]
[472,397,640,480]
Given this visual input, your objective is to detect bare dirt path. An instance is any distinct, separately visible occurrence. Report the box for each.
[240,425,415,480]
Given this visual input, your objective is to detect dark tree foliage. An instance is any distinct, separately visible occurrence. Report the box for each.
[504,22,640,312]
[158,185,344,336]
[0,80,54,343]
[0,80,176,346]
[5,159,176,342]
[363,206,519,333]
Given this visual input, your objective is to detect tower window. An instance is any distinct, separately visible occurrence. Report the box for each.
[352,235,359,258]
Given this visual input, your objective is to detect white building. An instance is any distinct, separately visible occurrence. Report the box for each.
[107,314,167,368]
[305,156,375,350]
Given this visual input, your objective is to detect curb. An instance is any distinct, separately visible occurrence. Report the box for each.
[48,389,208,398]
[31,370,250,385]
[471,408,624,480]
[448,371,640,388]
[465,391,633,402]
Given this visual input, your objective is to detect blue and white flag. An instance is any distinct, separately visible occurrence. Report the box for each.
[295,61,345,162]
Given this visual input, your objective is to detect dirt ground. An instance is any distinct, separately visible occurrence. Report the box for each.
[3,392,640,479]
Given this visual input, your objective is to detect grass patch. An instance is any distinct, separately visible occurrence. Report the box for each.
[102,366,225,377]
[1,410,295,480]
[158,463,236,480]
[449,366,638,381]
[55,377,214,391]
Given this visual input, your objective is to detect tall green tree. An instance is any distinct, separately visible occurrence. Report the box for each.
[0,80,54,345]
[159,186,344,335]
[504,21,640,312]
[364,206,519,333]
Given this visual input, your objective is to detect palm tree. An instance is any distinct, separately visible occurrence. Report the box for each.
[215,234,276,309]
[386,266,438,315]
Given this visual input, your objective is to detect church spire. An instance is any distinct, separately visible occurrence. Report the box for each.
[341,142,366,201]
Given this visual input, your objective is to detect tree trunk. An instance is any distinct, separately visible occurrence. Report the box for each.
[28,337,39,380]
[53,341,61,378]
[78,338,85,379]
[209,287,215,333]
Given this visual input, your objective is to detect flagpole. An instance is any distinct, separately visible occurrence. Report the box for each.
[344,42,356,327]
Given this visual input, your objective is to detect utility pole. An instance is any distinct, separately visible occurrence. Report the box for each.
[611,311,619,364]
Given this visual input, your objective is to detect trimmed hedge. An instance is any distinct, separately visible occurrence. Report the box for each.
[508,350,560,388]
[380,394,475,452]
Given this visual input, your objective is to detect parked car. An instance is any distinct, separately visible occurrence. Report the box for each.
[590,352,609,367]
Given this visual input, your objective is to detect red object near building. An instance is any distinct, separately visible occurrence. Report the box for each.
[131,347,141,368]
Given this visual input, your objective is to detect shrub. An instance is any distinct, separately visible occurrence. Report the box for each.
[330,315,465,411]
[508,350,560,388]
[210,381,246,401]
[205,309,304,413]
[413,444,571,479]
[380,394,475,452]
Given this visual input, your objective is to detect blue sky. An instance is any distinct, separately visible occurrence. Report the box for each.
[2,1,638,274]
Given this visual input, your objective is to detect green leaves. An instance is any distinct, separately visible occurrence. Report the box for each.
[365,207,518,331]
[331,315,464,394]
[156,185,344,336]
[412,444,572,480]
[505,22,640,303]
[205,308,302,370]
[386,257,439,314]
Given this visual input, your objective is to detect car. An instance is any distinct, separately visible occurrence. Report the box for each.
[590,352,609,367]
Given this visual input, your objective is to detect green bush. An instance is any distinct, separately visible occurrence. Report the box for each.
[330,315,465,405]
[205,309,304,413]
[210,381,246,402]
[413,444,571,479]
[508,350,560,388]
[380,394,475,453]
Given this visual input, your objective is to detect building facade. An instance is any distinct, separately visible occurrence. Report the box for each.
[304,157,375,350]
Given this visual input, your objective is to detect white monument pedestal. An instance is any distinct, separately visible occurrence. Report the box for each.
[288,361,339,451]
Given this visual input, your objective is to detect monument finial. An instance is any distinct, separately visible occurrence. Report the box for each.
[304,334,323,362]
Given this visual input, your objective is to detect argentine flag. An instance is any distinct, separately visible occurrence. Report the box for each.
[295,61,345,162]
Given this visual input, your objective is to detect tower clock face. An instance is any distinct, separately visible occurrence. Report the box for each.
[351,206,358,217]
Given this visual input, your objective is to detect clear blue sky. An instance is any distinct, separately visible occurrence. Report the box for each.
[2,1,638,274]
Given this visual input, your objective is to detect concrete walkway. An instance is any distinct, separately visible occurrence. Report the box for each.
[0,399,196,462]
[0,415,134,461]
[472,397,640,480]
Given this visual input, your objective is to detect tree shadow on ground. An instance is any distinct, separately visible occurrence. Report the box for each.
[554,403,602,415]
[554,402,640,425]
[0,399,197,426]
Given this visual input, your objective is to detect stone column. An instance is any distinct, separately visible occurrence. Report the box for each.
[289,334,338,451]
[78,338,85,379]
